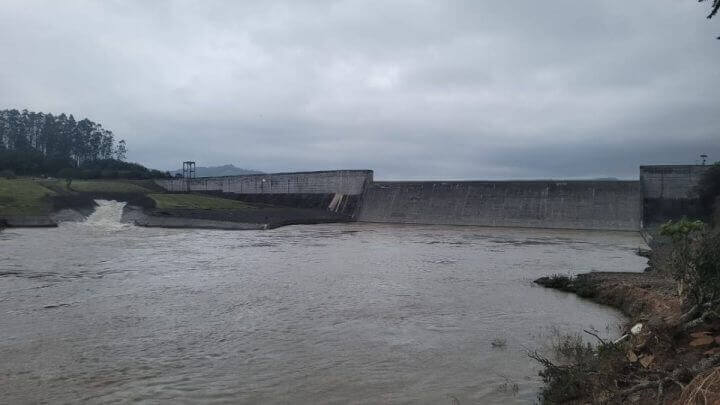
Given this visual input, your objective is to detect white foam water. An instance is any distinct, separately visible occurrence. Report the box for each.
[83,200,129,230]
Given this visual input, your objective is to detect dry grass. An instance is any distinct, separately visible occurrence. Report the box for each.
[678,367,720,404]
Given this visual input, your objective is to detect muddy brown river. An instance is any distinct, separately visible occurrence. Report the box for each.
[0,201,647,403]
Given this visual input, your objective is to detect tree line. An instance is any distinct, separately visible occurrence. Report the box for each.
[0,109,167,179]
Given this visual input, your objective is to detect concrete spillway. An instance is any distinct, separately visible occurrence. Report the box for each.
[356,180,642,231]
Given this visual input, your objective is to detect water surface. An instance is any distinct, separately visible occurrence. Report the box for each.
[0,201,647,403]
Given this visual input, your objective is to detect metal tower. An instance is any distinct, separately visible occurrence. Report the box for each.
[182,161,196,179]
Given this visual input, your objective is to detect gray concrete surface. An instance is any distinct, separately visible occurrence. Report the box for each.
[149,165,709,231]
[155,170,373,195]
[357,180,642,231]
[640,165,708,226]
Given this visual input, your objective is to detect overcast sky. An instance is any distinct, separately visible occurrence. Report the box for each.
[1,1,718,179]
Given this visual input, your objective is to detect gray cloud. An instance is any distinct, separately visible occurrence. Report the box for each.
[1,0,718,179]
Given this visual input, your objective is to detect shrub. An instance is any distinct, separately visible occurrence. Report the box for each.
[660,218,720,307]
[530,334,625,404]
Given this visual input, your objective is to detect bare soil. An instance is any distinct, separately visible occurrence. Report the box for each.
[535,271,720,404]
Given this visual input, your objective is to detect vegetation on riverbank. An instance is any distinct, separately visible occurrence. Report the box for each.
[534,222,720,404]
[0,108,169,180]
[65,180,157,194]
[149,193,257,210]
[0,177,344,229]
[0,178,56,215]
[0,177,258,218]
[531,163,720,404]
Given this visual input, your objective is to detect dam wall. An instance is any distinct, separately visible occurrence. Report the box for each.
[155,170,373,218]
[357,180,642,231]
[152,165,707,231]
[640,165,708,226]
[155,170,373,195]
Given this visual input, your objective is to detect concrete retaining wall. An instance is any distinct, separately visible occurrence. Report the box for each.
[155,170,373,195]
[357,180,642,231]
[640,165,708,226]
[0,216,57,227]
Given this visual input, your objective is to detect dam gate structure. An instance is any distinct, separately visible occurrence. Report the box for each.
[154,165,708,231]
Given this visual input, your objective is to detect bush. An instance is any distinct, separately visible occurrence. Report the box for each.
[661,218,720,306]
[0,169,15,179]
[545,274,572,289]
[530,334,625,404]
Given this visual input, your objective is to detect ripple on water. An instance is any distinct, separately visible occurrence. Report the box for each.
[0,222,647,404]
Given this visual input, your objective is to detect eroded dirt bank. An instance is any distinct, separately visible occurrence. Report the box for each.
[535,272,720,404]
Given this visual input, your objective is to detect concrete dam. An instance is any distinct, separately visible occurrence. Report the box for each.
[155,165,707,231]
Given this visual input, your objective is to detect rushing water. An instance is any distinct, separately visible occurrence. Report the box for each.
[0,201,647,404]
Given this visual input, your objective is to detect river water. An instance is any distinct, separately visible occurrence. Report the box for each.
[0,201,647,404]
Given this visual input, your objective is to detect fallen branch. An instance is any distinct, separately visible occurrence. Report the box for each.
[677,304,700,325]
[583,329,607,345]
[620,380,660,396]
[618,353,720,400]
[682,309,719,331]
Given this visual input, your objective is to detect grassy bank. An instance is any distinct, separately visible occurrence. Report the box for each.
[0,177,348,229]
[0,178,255,218]
[0,178,259,216]
[149,193,257,210]
[0,178,56,215]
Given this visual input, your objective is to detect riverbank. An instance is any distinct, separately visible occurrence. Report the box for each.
[534,271,720,403]
[122,203,350,230]
[0,178,352,230]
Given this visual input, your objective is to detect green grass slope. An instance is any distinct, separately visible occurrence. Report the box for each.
[69,180,155,193]
[0,179,56,216]
[149,193,256,210]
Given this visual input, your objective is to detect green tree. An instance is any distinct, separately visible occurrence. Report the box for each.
[701,0,720,19]
[114,139,127,161]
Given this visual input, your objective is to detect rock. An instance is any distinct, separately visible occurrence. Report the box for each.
[627,351,638,362]
[715,336,720,345]
[689,336,715,347]
[639,354,655,368]
[631,323,643,335]
[691,331,712,338]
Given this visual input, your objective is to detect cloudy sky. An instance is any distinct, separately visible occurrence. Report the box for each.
[1,1,718,179]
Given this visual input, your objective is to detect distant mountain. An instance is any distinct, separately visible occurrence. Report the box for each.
[170,164,263,178]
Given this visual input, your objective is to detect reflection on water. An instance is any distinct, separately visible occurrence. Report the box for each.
[0,204,647,404]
